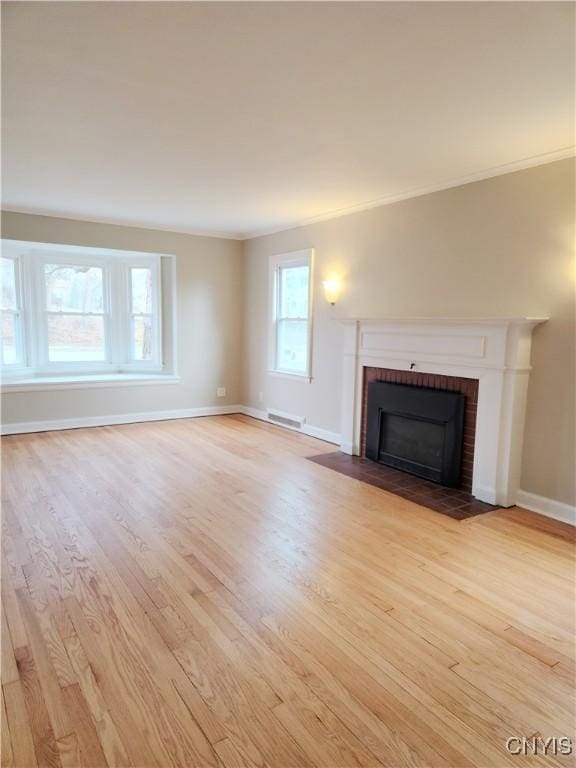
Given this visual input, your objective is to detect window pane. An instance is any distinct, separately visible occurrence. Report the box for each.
[48,315,106,362]
[131,268,153,314]
[1,312,17,364]
[1,258,17,310]
[45,265,104,313]
[279,265,309,318]
[277,319,308,373]
[131,316,153,361]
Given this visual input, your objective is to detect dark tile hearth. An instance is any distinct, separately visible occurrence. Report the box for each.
[308,452,499,520]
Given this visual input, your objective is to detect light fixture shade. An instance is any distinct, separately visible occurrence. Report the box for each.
[323,278,341,305]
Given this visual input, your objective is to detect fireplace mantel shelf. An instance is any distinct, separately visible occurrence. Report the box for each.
[337,316,548,326]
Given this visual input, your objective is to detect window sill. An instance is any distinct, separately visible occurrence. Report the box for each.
[267,369,312,383]
[1,373,181,393]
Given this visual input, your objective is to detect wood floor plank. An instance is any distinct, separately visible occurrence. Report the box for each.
[12,647,61,768]
[62,631,132,767]
[1,414,574,768]
[14,589,72,741]
[213,736,260,768]
[2,680,37,768]
[55,732,81,768]
[1,689,14,768]
[1,609,19,687]
[61,684,107,768]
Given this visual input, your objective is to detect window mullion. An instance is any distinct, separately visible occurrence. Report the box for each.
[121,261,131,364]
[152,258,161,366]
[28,254,47,368]
[13,255,25,368]
[45,311,105,317]
[275,267,282,371]
[108,260,125,367]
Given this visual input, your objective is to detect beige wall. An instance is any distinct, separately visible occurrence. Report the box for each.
[1,212,244,423]
[242,158,575,506]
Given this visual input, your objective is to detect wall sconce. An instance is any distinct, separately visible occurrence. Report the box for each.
[323,278,341,306]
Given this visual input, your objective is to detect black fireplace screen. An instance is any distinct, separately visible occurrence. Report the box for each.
[366,381,465,486]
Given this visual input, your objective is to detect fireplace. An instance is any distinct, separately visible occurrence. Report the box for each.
[362,368,478,490]
[365,381,465,486]
[339,317,547,506]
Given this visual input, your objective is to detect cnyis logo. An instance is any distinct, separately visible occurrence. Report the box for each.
[506,737,574,756]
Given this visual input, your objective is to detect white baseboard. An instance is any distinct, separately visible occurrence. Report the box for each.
[238,405,267,421]
[1,404,341,445]
[238,406,340,445]
[0,405,243,435]
[302,423,340,445]
[516,489,576,527]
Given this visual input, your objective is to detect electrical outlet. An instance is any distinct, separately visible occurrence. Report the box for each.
[258,391,264,403]
[217,387,226,398]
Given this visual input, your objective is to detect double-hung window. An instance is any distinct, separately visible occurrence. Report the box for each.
[40,259,108,364]
[1,240,172,384]
[270,249,313,378]
[128,263,159,363]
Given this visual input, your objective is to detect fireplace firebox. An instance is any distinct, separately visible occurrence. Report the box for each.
[365,381,465,487]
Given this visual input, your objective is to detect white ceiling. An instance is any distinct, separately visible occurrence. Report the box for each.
[2,2,574,239]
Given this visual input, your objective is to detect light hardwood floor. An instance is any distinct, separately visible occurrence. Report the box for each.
[1,414,574,768]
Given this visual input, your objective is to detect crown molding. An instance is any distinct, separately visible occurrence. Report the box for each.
[240,146,576,240]
[3,146,573,242]
[0,207,244,241]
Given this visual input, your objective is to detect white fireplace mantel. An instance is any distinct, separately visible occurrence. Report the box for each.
[339,317,548,507]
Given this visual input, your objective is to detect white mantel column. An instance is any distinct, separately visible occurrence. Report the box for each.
[340,321,360,455]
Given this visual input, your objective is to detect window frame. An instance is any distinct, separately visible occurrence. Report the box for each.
[1,240,170,382]
[269,248,314,381]
[1,253,26,370]
[32,252,112,371]
[126,258,162,368]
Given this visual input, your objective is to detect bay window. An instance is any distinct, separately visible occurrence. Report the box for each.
[1,240,172,385]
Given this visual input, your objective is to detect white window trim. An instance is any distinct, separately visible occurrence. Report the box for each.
[32,251,114,372]
[1,240,177,389]
[268,248,314,382]
[1,373,181,393]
